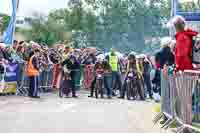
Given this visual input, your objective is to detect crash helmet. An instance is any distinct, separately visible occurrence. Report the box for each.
[128,52,136,60]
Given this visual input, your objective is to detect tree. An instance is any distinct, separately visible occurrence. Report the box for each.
[178,1,200,12]
[85,0,170,52]
[20,0,171,52]
[22,12,68,45]
[0,14,10,34]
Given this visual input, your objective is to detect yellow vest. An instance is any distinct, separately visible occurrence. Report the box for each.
[136,63,143,79]
[109,55,118,71]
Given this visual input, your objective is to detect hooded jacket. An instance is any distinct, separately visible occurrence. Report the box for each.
[175,29,198,71]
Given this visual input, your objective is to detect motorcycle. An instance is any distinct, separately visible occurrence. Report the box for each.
[126,69,138,100]
[95,73,104,99]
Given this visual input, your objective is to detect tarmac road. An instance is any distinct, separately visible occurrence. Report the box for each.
[0,91,171,133]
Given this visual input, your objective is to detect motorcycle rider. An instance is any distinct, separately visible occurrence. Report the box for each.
[88,59,104,97]
[119,52,145,100]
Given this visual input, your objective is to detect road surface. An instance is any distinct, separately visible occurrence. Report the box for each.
[0,91,171,133]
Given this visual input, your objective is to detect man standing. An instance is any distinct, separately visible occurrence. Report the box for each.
[143,56,153,99]
[70,55,80,98]
[106,48,122,96]
[26,49,40,98]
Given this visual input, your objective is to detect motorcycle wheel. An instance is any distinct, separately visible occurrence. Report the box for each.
[95,80,99,99]
[126,80,131,100]
[59,88,63,98]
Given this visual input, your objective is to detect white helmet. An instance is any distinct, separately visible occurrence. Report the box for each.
[136,55,140,59]
[140,54,146,59]
[161,37,172,48]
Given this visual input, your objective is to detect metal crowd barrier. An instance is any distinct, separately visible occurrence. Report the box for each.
[16,62,29,96]
[153,70,200,133]
[71,69,81,90]
[0,59,95,96]
[39,65,54,92]
[17,63,54,96]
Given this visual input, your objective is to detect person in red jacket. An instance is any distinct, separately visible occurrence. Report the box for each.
[172,15,198,71]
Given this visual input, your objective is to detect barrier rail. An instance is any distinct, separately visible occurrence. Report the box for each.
[0,60,96,96]
[17,62,29,95]
[16,63,54,96]
[153,70,200,133]
[39,65,54,92]
[83,64,95,89]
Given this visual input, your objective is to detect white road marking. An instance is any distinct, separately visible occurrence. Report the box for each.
[55,103,77,112]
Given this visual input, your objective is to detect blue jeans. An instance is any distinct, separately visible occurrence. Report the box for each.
[104,73,112,97]
[112,71,122,90]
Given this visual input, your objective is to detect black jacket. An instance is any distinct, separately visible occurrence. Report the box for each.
[156,46,174,69]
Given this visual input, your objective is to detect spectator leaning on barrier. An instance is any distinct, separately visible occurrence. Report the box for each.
[157,37,176,124]
[13,40,18,50]
[172,15,198,71]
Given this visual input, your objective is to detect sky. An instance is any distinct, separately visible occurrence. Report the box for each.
[0,0,69,16]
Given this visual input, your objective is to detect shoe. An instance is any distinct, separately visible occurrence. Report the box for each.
[182,128,191,133]
[118,96,124,99]
[28,94,33,97]
[140,98,145,101]
[112,92,116,96]
[108,96,112,99]
[72,95,78,98]
[33,96,40,99]
[88,95,93,98]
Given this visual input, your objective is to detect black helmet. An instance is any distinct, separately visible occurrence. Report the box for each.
[128,52,136,60]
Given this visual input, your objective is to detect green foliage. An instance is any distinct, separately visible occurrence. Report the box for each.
[178,1,200,12]
[0,14,10,34]
[22,13,67,45]
[20,0,171,52]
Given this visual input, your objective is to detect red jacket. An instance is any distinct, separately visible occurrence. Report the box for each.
[175,29,198,71]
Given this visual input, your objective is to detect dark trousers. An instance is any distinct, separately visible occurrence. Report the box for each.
[71,73,77,96]
[89,77,96,96]
[120,81,127,97]
[143,74,152,97]
[29,76,39,97]
[61,78,72,95]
